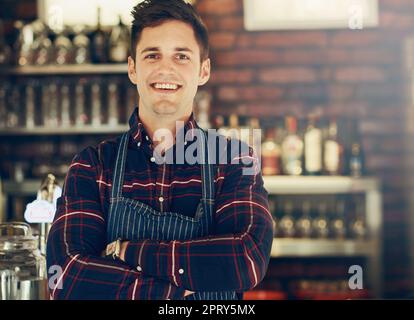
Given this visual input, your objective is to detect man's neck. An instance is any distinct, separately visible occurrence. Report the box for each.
[139,108,190,150]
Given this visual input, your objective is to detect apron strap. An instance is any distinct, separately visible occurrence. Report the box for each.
[110,132,129,200]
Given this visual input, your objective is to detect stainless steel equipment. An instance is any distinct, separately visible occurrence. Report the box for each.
[0,222,47,300]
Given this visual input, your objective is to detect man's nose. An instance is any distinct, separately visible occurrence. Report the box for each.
[156,57,175,73]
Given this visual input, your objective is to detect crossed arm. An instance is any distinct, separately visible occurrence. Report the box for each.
[46,146,273,300]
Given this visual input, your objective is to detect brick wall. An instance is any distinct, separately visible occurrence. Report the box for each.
[196,0,414,297]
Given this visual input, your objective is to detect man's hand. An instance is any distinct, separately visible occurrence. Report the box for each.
[184,290,194,297]
[120,241,129,261]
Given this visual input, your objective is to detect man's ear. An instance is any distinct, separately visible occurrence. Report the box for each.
[198,58,211,86]
[128,56,138,85]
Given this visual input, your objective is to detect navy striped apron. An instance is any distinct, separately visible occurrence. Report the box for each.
[107,131,237,300]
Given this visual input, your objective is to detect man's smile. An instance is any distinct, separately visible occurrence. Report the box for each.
[150,82,183,93]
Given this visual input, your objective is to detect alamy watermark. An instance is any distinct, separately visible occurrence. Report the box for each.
[149,121,262,176]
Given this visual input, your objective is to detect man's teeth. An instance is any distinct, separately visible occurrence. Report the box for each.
[153,83,179,90]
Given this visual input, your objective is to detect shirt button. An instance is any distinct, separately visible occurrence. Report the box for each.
[137,265,142,272]
[184,141,188,146]
[145,135,149,141]
[159,196,164,203]
[150,157,156,162]
[137,142,141,147]
[178,268,184,275]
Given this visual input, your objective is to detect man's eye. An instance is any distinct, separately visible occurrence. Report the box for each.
[145,54,158,59]
[177,54,190,60]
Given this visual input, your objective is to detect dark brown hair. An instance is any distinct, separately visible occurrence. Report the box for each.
[130,0,209,62]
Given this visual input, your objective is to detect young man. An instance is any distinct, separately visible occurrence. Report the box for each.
[47,0,273,300]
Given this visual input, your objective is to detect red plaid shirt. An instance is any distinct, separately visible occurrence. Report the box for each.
[46,108,273,300]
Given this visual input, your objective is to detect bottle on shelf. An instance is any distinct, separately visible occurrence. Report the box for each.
[281,116,303,175]
[0,19,12,65]
[0,85,7,128]
[72,25,91,65]
[13,20,33,66]
[304,114,322,175]
[215,115,228,137]
[32,22,53,66]
[279,201,296,238]
[194,91,211,130]
[54,28,73,65]
[261,127,281,176]
[91,7,108,64]
[75,79,88,126]
[312,202,329,238]
[330,200,347,239]
[109,15,130,63]
[227,113,240,140]
[349,200,367,239]
[7,86,20,128]
[60,83,71,127]
[323,119,343,175]
[349,142,363,178]
[91,82,103,125]
[24,81,36,128]
[107,81,119,126]
[295,201,313,238]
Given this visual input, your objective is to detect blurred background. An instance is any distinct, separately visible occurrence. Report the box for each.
[0,0,413,299]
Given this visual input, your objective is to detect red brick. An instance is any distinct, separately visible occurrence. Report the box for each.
[259,67,318,83]
[214,50,279,66]
[197,0,241,15]
[383,11,414,29]
[217,16,244,31]
[334,67,386,82]
[278,50,327,65]
[235,102,305,117]
[209,32,237,49]
[254,31,328,48]
[359,120,403,135]
[330,31,381,47]
[328,84,355,100]
[217,86,284,101]
[286,85,325,100]
[210,69,254,84]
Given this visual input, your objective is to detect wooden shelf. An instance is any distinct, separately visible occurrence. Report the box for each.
[263,175,380,194]
[271,238,377,257]
[0,125,129,136]
[0,64,128,75]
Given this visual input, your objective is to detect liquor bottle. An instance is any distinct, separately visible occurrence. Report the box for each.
[228,113,240,140]
[249,117,262,157]
[295,201,313,238]
[48,83,59,127]
[261,128,281,175]
[0,85,7,128]
[349,201,366,239]
[54,28,73,65]
[73,26,91,64]
[330,200,346,239]
[107,81,119,126]
[7,86,20,128]
[91,83,103,126]
[349,143,363,178]
[313,202,329,238]
[109,15,130,63]
[323,119,343,175]
[60,84,71,127]
[0,19,11,65]
[91,7,108,63]
[75,79,88,126]
[25,81,35,128]
[33,24,53,66]
[13,20,33,66]
[304,114,322,175]
[194,91,211,130]
[215,115,228,137]
[279,202,296,238]
[281,116,304,175]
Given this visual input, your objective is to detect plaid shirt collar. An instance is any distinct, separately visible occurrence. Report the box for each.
[128,107,198,148]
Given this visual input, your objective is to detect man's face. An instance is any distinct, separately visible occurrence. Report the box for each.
[128,20,210,120]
